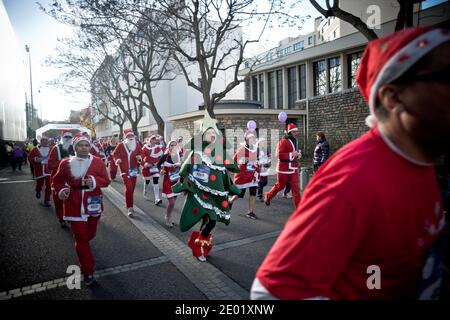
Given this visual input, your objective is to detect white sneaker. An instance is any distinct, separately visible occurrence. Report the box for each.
[127,208,134,217]
[165,215,173,228]
[143,192,150,200]
[155,199,162,206]
[197,255,207,262]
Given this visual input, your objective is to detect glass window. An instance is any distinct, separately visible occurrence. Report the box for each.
[268,71,276,109]
[348,51,363,88]
[293,41,304,51]
[245,78,251,100]
[252,75,258,101]
[313,60,327,96]
[328,57,341,93]
[276,70,283,109]
[259,74,264,105]
[298,64,306,100]
[308,36,313,45]
[287,67,297,109]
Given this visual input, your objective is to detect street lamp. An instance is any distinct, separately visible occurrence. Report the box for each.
[25,45,35,130]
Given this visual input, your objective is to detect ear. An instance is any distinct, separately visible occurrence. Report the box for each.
[377,84,403,113]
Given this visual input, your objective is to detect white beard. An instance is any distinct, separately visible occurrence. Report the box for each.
[39,146,50,157]
[69,156,90,179]
[62,141,71,151]
[125,139,136,152]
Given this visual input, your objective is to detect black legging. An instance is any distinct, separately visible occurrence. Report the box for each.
[201,216,216,237]
[238,186,257,198]
[145,177,159,185]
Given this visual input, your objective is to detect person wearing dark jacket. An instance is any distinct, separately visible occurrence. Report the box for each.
[313,132,329,172]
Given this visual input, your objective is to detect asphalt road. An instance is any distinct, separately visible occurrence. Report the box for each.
[0,163,297,300]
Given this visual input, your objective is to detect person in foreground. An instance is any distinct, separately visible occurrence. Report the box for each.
[251,26,450,300]
[52,134,110,286]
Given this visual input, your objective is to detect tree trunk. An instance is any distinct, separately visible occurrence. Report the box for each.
[118,124,124,140]
[145,83,165,138]
[131,122,139,140]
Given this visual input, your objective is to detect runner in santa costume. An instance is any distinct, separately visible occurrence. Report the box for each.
[112,129,143,217]
[229,130,261,220]
[157,140,182,227]
[264,123,301,209]
[48,129,75,227]
[252,27,450,300]
[52,134,110,286]
[104,137,118,180]
[141,134,163,205]
[172,111,242,262]
[28,136,52,207]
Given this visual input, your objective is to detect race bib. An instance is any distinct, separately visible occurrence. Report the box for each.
[246,161,255,172]
[87,195,102,215]
[417,235,445,300]
[41,156,48,165]
[129,167,138,177]
[169,168,180,182]
[192,165,210,183]
[149,166,159,173]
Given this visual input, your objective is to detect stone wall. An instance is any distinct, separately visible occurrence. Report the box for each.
[297,88,369,156]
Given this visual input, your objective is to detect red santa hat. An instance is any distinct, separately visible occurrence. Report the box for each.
[60,130,72,138]
[148,134,157,141]
[287,123,298,133]
[357,26,450,127]
[124,129,135,138]
[72,134,91,147]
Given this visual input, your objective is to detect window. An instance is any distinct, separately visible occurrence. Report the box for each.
[313,60,327,96]
[268,71,276,109]
[259,74,264,105]
[287,67,297,109]
[298,64,306,100]
[328,57,341,93]
[276,70,283,109]
[245,78,251,100]
[308,36,313,45]
[293,41,304,51]
[348,51,363,88]
[252,75,258,101]
[277,46,292,57]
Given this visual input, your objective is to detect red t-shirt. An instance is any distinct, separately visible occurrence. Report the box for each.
[256,127,445,299]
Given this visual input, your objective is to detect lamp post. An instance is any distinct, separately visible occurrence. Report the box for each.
[25,45,35,130]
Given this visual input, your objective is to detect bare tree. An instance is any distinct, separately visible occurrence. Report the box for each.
[39,0,175,136]
[309,0,423,41]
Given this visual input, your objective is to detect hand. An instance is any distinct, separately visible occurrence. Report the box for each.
[115,159,122,165]
[60,189,70,200]
[144,163,150,168]
[84,177,93,189]
[160,169,166,175]
[292,151,299,158]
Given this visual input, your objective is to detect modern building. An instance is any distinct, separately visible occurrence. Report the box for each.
[0,0,27,142]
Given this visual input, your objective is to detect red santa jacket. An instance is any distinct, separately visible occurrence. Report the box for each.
[142,144,163,166]
[112,142,143,179]
[48,144,75,178]
[276,137,301,174]
[52,155,110,222]
[233,145,260,188]
[28,146,52,178]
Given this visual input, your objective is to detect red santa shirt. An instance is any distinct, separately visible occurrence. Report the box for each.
[48,144,75,178]
[255,127,445,299]
[141,144,163,179]
[28,146,52,178]
[276,136,300,174]
[112,141,143,179]
[233,144,260,189]
[52,154,110,222]
[158,153,181,198]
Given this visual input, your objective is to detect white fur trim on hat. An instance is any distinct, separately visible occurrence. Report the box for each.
[368,29,450,127]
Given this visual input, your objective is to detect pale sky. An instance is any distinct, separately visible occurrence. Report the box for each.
[3,0,445,122]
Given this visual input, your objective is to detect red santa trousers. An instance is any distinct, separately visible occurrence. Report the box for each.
[36,176,51,201]
[52,190,64,222]
[109,159,117,180]
[266,172,301,208]
[70,216,100,276]
[122,176,137,208]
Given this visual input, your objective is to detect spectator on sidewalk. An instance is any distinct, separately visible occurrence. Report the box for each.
[11,143,25,172]
[252,27,450,300]
[313,132,330,172]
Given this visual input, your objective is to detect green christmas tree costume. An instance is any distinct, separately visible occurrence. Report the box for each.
[172,111,242,232]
